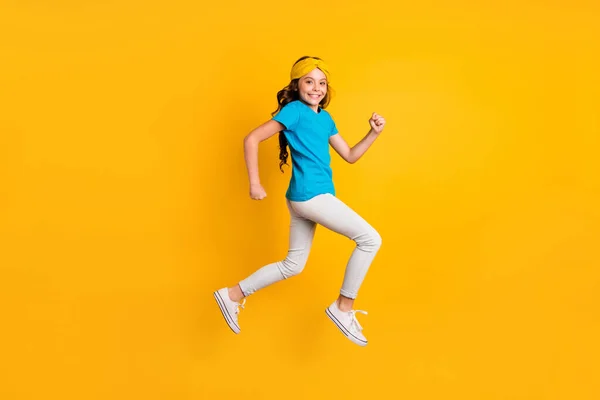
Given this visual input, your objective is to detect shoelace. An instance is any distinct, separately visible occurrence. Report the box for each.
[234,299,246,315]
[348,310,368,332]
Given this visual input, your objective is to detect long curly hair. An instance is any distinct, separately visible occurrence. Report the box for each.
[272,56,333,172]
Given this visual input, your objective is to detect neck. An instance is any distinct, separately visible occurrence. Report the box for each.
[300,99,320,112]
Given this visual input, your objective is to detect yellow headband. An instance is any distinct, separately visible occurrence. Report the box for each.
[290,58,330,82]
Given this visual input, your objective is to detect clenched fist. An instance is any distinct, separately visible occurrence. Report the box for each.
[250,183,267,200]
[369,112,386,134]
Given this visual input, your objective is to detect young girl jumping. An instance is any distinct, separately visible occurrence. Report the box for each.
[213,56,385,346]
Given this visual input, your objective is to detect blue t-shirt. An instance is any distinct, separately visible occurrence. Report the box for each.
[272,100,339,201]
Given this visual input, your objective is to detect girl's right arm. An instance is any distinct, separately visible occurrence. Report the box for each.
[244,119,285,200]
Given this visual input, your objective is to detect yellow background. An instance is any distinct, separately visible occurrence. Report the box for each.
[1,1,599,399]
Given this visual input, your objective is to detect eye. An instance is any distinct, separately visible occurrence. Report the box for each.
[320,82,326,86]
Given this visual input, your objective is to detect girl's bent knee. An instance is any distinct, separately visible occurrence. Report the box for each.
[278,257,307,278]
[372,230,382,248]
[356,229,382,251]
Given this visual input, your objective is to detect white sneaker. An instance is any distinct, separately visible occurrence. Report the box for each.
[213,287,245,334]
[325,300,368,346]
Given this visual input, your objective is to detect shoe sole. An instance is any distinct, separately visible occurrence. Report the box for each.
[325,307,367,347]
[213,291,240,334]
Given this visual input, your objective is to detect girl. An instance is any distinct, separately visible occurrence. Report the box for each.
[213,56,385,346]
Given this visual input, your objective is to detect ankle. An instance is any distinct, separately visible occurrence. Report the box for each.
[228,285,245,303]
[337,296,354,312]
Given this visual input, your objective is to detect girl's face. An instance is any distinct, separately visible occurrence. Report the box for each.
[297,68,328,111]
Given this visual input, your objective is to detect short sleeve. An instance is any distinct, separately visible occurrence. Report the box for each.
[273,102,299,131]
[329,116,338,137]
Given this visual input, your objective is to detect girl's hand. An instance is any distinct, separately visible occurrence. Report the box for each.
[369,112,386,134]
[250,183,267,200]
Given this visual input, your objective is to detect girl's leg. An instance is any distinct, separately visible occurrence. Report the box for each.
[214,200,317,334]
[290,194,381,346]
[289,194,382,310]
[235,200,317,298]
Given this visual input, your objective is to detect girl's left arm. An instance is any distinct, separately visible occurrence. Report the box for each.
[329,112,386,164]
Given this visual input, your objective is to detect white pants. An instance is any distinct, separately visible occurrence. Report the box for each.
[238,193,382,299]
